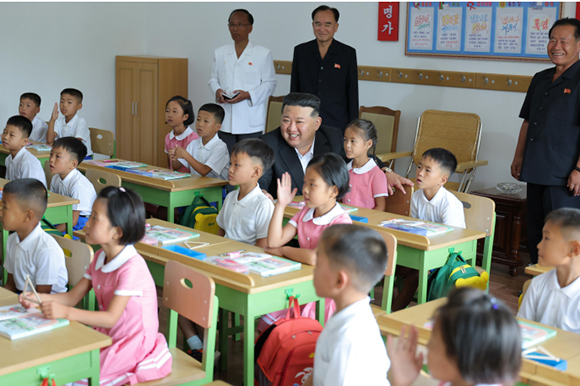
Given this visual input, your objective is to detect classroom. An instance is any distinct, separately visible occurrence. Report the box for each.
[1,1,580,386]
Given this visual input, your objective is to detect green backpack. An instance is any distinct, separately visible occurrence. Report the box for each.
[178,195,219,234]
[427,248,481,301]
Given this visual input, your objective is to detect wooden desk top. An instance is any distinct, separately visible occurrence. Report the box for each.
[0,292,111,376]
[0,178,79,208]
[0,141,51,159]
[284,197,485,251]
[525,264,553,277]
[77,159,227,192]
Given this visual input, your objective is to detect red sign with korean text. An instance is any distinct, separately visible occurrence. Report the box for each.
[378,2,399,41]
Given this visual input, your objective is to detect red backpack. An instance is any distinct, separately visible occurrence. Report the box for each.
[255,296,323,386]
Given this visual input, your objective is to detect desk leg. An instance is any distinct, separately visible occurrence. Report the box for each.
[66,206,74,235]
[2,228,7,284]
[218,307,229,372]
[244,303,255,386]
[87,349,101,386]
[417,255,429,304]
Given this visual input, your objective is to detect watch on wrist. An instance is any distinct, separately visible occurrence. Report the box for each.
[384,167,393,173]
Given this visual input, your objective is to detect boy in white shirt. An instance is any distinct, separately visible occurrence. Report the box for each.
[19,92,48,143]
[169,104,229,181]
[3,179,68,294]
[2,115,47,188]
[49,137,97,233]
[304,224,390,386]
[518,208,580,334]
[47,88,93,157]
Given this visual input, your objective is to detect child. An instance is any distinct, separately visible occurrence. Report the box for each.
[303,224,390,386]
[19,92,48,142]
[49,137,97,233]
[388,287,521,386]
[518,208,580,333]
[169,103,229,180]
[47,88,93,157]
[2,115,47,187]
[341,118,388,210]
[3,179,68,294]
[164,95,198,172]
[20,187,172,386]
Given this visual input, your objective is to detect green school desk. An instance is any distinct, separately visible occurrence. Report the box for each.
[284,198,486,304]
[0,142,51,168]
[0,288,111,385]
[77,159,227,222]
[75,219,325,386]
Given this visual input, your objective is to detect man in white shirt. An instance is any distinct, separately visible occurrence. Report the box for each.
[209,8,277,153]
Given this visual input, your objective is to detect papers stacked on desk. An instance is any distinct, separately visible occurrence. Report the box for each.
[0,304,69,340]
[144,225,199,245]
[380,219,453,237]
[206,252,302,277]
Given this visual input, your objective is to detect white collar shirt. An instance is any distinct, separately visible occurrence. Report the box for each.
[5,147,47,188]
[180,135,229,180]
[50,169,97,217]
[346,158,377,174]
[291,202,347,227]
[410,187,466,228]
[295,137,316,174]
[54,114,93,156]
[30,116,48,142]
[169,126,194,141]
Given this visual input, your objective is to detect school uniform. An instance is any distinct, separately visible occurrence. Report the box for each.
[54,114,93,156]
[5,147,47,188]
[288,203,352,249]
[313,297,390,386]
[411,187,466,228]
[4,223,68,294]
[180,135,229,181]
[164,126,199,173]
[29,115,48,142]
[216,184,274,246]
[342,159,388,209]
[50,169,97,231]
[518,269,580,334]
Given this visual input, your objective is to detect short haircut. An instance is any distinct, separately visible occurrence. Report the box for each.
[199,103,225,125]
[166,95,195,126]
[7,115,32,138]
[347,118,379,157]
[307,153,350,199]
[550,17,580,40]
[20,93,41,107]
[53,137,88,164]
[4,178,47,219]
[229,9,254,25]
[320,224,387,293]
[545,208,580,240]
[422,147,458,177]
[434,287,521,385]
[61,88,83,103]
[282,93,321,118]
[98,187,145,245]
[232,139,275,173]
[312,5,340,22]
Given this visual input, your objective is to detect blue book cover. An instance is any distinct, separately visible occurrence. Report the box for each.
[162,245,207,261]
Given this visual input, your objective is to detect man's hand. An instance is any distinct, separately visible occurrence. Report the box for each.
[262,189,274,202]
[225,90,250,104]
[383,170,414,195]
[215,89,226,104]
[568,169,580,196]
[511,156,523,181]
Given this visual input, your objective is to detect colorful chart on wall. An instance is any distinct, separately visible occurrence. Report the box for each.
[406,2,562,61]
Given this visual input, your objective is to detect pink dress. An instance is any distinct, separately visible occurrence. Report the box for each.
[258,204,352,332]
[342,159,388,209]
[164,127,199,172]
[76,245,172,386]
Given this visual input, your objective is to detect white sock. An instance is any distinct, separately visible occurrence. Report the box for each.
[187,335,203,350]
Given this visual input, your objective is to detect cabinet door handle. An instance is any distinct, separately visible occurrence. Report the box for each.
[131,102,135,116]
[135,102,137,116]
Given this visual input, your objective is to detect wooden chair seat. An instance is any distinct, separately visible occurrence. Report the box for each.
[265,96,285,133]
[135,348,205,386]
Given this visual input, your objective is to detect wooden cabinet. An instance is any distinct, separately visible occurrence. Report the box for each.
[116,56,188,167]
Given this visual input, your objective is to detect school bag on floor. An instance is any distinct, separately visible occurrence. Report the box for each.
[178,195,219,234]
[255,296,323,386]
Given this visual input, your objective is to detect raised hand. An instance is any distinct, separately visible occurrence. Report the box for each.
[50,103,59,122]
[276,172,297,207]
[386,325,423,386]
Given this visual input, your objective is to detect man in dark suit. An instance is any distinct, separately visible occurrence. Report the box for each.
[290,5,358,133]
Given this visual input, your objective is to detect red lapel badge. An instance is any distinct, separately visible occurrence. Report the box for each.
[334,63,341,69]
[564,88,572,94]
[249,62,253,66]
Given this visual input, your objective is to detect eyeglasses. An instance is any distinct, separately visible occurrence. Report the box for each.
[228,23,248,29]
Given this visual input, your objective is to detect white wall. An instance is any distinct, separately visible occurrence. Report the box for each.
[1,2,575,190]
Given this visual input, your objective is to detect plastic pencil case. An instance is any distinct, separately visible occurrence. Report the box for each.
[162,245,207,261]
[349,214,368,223]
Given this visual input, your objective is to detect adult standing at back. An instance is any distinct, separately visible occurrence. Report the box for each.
[511,18,580,265]
[290,5,359,133]
[209,9,277,153]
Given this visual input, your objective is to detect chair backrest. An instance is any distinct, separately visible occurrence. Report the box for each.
[412,110,482,167]
[265,95,285,133]
[86,168,122,193]
[52,235,94,287]
[89,128,115,157]
[164,260,215,329]
[359,105,401,155]
[450,191,495,237]
[381,232,397,277]
[384,186,414,216]
[43,159,54,188]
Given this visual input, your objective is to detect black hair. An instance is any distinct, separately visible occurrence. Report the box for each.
[312,5,339,22]
[199,103,225,125]
[545,208,580,239]
[20,93,41,107]
[98,187,145,245]
[320,224,387,293]
[346,118,379,158]
[61,88,83,103]
[306,153,350,199]
[53,137,87,164]
[166,95,195,126]
[422,148,458,176]
[7,115,32,138]
[549,17,580,40]
[229,9,254,25]
[282,93,321,118]
[4,178,47,218]
[434,287,521,385]
[232,139,275,173]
